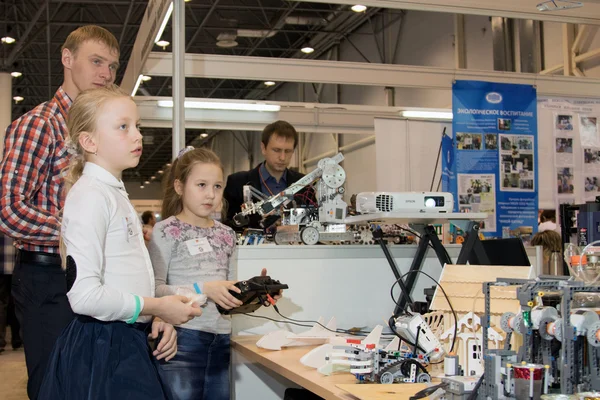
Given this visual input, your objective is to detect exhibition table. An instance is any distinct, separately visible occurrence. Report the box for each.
[232,244,540,400]
[231,335,429,400]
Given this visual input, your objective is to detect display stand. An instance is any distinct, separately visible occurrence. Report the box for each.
[345,212,488,315]
[453,220,490,265]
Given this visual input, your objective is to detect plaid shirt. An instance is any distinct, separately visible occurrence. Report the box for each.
[0,87,72,254]
[0,234,15,275]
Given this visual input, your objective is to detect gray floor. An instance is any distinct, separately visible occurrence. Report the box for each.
[0,329,28,399]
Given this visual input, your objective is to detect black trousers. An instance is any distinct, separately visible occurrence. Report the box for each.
[12,256,74,400]
[0,274,21,349]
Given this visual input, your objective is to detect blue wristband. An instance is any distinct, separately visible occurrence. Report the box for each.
[126,295,142,324]
[193,282,201,294]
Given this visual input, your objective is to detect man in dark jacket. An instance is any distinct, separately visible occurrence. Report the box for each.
[224,120,310,230]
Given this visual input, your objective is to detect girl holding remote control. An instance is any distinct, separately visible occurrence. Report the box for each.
[149,147,281,400]
[39,85,203,400]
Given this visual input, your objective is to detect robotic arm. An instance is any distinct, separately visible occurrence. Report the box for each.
[233,153,345,227]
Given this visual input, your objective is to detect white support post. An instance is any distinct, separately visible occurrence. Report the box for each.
[0,73,11,156]
[172,0,185,160]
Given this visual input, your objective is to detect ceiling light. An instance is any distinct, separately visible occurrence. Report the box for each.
[150,176,156,180]
[131,74,144,96]
[264,81,276,86]
[144,180,150,185]
[1,37,16,44]
[141,75,152,82]
[140,185,145,189]
[200,133,209,138]
[13,96,24,103]
[216,39,238,48]
[154,213,160,218]
[156,40,170,49]
[400,110,453,120]
[351,5,367,12]
[11,71,22,78]
[166,163,172,167]
[155,2,173,43]
[301,46,314,54]
[158,170,164,174]
[157,100,281,112]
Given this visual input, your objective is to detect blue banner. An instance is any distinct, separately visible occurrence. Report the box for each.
[445,80,538,239]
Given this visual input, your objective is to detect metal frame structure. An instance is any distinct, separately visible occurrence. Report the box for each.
[481,278,600,397]
[5,1,600,184]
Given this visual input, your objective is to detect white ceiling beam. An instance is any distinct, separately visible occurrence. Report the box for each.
[143,52,600,98]
[292,0,600,25]
[135,97,406,134]
[121,0,172,93]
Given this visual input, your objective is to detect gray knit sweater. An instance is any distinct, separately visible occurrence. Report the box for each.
[148,216,237,334]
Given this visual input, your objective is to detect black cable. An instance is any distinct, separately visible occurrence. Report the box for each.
[240,312,314,328]
[393,225,427,244]
[387,314,445,365]
[410,382,448,400]
[390,270,458,354]
[393,224,454,264]
[430,127,445,191]
[271,305,395,337]
[257,287,388,337]
[392,225,453,262]
[387,315,429,354]
[241,307,394,338]
[467,375,484,400]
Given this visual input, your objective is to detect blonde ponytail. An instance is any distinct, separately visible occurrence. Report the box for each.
[59,84,131,268]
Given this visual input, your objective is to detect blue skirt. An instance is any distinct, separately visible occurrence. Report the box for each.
[39,315,170,400]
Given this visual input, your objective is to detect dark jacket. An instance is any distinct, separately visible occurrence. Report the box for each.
[223,162,307,230]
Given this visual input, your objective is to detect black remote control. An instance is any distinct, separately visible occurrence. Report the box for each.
[216,275,288,315]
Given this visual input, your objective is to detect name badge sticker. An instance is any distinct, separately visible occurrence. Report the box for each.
[123,216,136,241]
[185,237,213,256]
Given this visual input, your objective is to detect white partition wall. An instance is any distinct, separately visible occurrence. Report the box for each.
[374,117,452,193]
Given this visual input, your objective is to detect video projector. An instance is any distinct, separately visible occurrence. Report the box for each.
[355,192,454,214]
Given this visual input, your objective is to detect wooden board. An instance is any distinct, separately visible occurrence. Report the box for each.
[430,264,533,314]
[336,383,430,400]
[232,336,358,400]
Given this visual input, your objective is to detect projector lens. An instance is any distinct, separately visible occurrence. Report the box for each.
[424,196,444,207]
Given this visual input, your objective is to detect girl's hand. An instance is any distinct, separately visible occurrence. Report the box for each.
[260,268,283,305]
[157,295,203,325]
[203,281,243,310]
[149,318,178,361]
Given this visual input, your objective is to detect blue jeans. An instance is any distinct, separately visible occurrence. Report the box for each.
[158,328,231,400]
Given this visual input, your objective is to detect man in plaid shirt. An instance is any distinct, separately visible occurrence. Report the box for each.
[0,25,119,399]
[0,233,21,353]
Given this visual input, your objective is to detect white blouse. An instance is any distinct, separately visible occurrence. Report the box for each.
[64,162,154,323]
